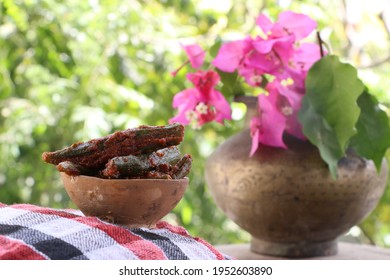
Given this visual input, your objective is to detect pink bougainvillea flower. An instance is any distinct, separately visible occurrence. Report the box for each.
[171,11,321,152]
[250,91,287,155]
[250,11,317,77]
[213,36,286,83]
[256,11,317,41]
[181,43,206,69]
[267,80,306,140]
[251,34,295,66]
[250,76,312,155]
[170,70,232,128]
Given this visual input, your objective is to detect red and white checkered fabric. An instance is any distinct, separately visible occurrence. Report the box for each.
[0,203,231,260]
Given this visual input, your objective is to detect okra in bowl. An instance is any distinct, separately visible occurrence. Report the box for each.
[42,123,192,227]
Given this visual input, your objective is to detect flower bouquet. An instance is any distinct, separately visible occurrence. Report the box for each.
[170,11,390,178]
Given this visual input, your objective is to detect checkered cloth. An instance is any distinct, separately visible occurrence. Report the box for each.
[0,203,231,260]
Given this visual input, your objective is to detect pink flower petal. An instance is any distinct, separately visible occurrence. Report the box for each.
[182,43,205,68]
[255,13,274,34]
[250,117,260,156]
[172,88,199,108]
[278,11,317,40]
[169,112,190,125]
[292,42,323,71]
[209,90,232,123]
[266,81,306,140]
[254,37,295,68]
[286,112,306,140]
[272,36,295,64]
[246,51,282,75]
[170,88,199,125]
[212,40,245,72]
[252,37,275,54]
[257,93,287,149]
[273,82,303,111]
[187,70,220,98]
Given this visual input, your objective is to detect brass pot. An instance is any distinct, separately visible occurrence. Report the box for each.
[205,99,388,258]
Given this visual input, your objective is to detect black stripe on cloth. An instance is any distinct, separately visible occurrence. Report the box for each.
[0,223,85,260]
[132,229,189,260]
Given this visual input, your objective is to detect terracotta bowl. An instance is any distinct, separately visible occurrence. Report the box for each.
[60,172,188,228]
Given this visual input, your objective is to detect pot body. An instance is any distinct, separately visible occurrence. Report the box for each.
[205,128,388,257]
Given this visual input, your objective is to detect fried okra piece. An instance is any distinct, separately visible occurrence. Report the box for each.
[148,146,182,173]
[144,171,172,179]
[101,146,182,179]
[42,123,184,172]
[101,155,149,179]
[56,161,92,176]
[170,154,192,179]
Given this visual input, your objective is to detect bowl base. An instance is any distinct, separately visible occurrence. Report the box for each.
[96,214,155,228]
[250,237,338,258]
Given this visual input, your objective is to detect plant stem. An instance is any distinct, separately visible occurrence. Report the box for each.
[317,30,325,58]
[171,60,190,77]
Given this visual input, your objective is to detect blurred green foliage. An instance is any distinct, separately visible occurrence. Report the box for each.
[0,0,389,246]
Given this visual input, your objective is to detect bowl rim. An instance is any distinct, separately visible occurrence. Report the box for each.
[60,172,189,183]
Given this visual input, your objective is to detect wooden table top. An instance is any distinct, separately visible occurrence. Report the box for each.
[216,242,390,260]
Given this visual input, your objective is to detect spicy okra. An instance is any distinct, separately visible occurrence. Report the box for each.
[42,123,191,180]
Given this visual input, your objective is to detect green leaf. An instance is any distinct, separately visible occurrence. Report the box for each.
[299,55,365,177]
[299,97,345,178]
[350,91,390,171]
[305,55,364,148]
[216,69,239,98]
[218,69,238,90]
[209,37,222,58]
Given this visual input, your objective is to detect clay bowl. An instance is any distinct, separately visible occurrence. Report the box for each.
[60,172,188,228]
